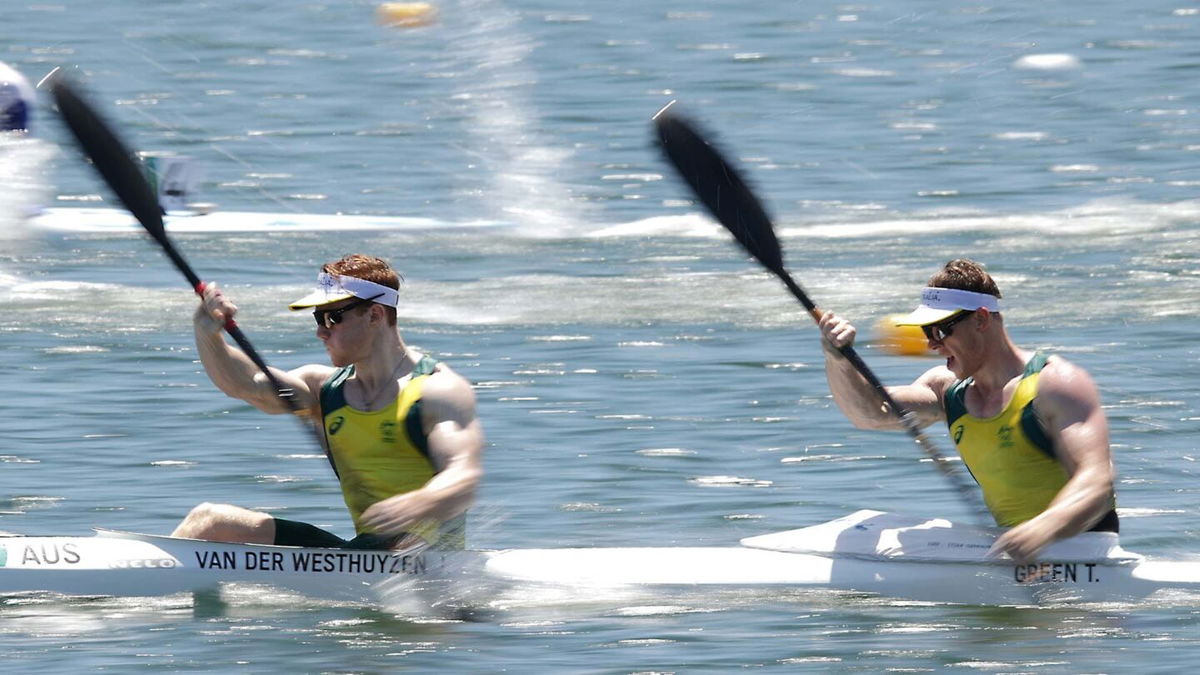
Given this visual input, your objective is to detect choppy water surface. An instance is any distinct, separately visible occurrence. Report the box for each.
[2,0,1200,671]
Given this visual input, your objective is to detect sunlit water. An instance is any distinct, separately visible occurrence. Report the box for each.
[2,0,1200,671]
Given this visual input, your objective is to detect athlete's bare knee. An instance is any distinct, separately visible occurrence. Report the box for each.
[172,502,273,543]
[184,501,222,522]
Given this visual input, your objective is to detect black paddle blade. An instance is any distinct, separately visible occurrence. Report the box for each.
[49,74,323,447]
[654,107,785,275]
[51,77,166,241]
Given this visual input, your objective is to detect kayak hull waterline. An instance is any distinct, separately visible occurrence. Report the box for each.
[4,512,1199,605]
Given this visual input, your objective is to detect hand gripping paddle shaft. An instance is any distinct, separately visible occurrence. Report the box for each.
[653,104,988,522]
[50,78,327,448]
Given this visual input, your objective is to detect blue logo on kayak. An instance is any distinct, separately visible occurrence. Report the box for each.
[0,544,7,567]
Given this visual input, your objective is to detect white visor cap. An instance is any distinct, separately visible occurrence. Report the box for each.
[288,272,399,310]
[893,287,1001,326]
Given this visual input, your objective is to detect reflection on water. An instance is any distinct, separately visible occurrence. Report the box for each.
[3,0,1200,670]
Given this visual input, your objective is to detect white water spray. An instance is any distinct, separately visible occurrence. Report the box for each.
[438,0,592,235]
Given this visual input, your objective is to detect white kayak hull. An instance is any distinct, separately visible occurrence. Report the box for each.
[483,510,1200,605]
[0,529,470,602]
[483,546,1200,605]
[5,512,1199,606]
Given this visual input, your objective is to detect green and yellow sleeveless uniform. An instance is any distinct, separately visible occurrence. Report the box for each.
[319,355,466,549]
[944,352,1118,531]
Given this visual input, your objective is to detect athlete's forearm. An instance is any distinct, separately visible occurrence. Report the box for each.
[1039,469,1115,539]
[991,472,1114,562]
[193,325,291,413]
[418,460,481,521]
[823,346,902,430]
[357,460,481,539]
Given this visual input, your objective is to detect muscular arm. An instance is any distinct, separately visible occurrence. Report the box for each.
[991,357,1115,561]
[193,283,327,416]
[819,311,951,430]
[359,367,484,538]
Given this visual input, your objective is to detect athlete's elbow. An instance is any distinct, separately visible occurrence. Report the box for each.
[841,408,896,431]
[459,464,483,496]
[1076,463,1116,495]
[238,390,293,415]
[211,379,261,407]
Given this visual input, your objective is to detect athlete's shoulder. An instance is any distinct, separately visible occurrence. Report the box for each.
[1035,355,1102,408]
[413,361,471,414]
[290,363,340,396]
[422,363,472,395]
[293,362,339,382]
[1039,354,1093,383]
[913,364,958,396]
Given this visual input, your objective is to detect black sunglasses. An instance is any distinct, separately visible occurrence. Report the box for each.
[922,311,973,342]
[314,293,385,329]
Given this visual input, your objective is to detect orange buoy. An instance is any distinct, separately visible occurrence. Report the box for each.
[876,315,930,356]
[376,2,437,28]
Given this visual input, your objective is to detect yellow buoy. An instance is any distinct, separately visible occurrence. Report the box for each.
[376,2,437,28]
[876,315,930,356]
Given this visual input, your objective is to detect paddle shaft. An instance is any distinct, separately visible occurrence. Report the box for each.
[159,243,303,415]
[51,77,307,419]
[654,107,989,520]
[768,260,977,484]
